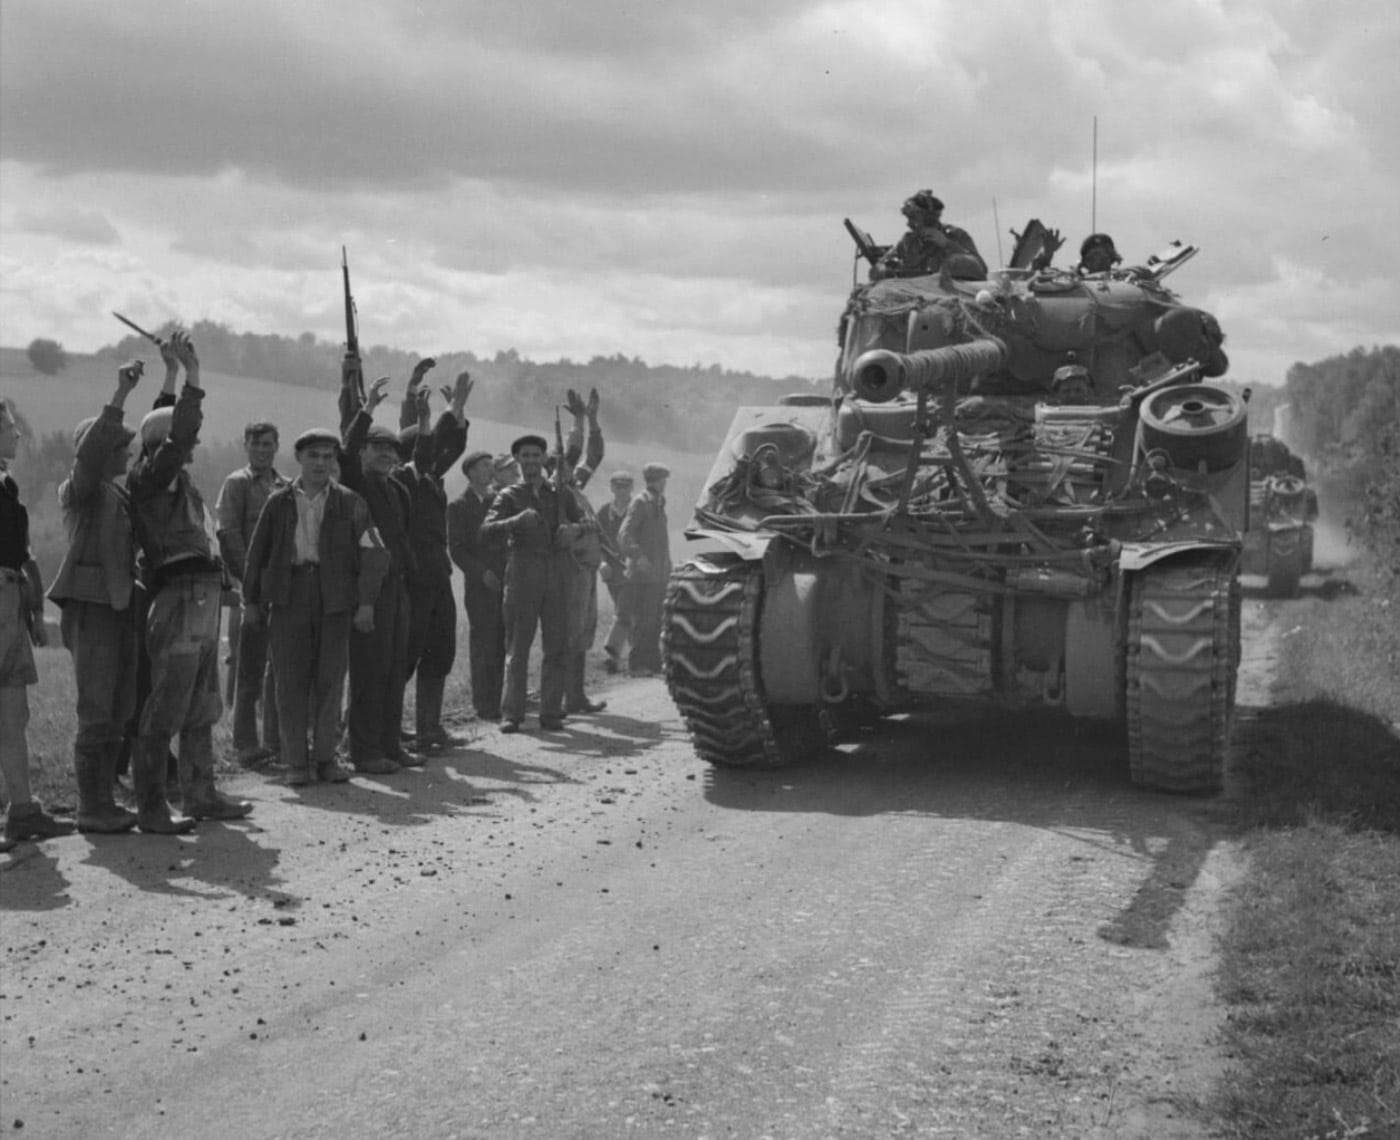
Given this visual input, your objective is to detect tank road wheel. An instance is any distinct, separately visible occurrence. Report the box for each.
[1140,384,1247,472]
[663,556,826,769]
[1125,558,1238,794]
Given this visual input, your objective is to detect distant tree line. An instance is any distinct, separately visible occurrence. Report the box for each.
[96,320,821,454]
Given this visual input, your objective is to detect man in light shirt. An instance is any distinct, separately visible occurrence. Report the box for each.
[241,429,389,786]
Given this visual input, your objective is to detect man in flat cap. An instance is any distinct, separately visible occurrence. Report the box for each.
[242,429,388,785]
[596,470,635,674]
[339,377,418,773]
[873,191,988,281]
[479,432,587,732]
[47,360,145,833]
[618,462,673,675]
[448,447,508,721]
[560,388,610,714]
[395,363,472,752]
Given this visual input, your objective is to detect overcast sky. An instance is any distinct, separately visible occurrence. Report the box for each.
[3,0,1397,385]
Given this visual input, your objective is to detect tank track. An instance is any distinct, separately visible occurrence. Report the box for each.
[1125,557,1239,794]
[663,556,825,768]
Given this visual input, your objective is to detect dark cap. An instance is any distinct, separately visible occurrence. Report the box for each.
[294,428,341,453]
[364,424,400,447]
[902,190,945,219]
[73,415,134,450]
[460,449,493,475]
[511,433,549,456]
[642,461,671,481]
[1080,233,1119,256]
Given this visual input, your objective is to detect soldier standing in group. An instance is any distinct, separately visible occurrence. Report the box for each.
[0,398,72,850]
[241,429,388,786]
[447,449,507,721]
[397,365,471,751]
[618,462,673,676]
[216,421,288,769]
[340,376,417,773]
[127,333,252,829]
[46,362,146,834]
[479,433,587,733]
[560,389,609,715]
[595,470,634,675]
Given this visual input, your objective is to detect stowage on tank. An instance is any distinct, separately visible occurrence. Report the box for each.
[1242,434,1318,597]
[662,214,1249,794]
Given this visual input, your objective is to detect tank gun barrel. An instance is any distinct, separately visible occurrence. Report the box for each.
[852,338,1009,404]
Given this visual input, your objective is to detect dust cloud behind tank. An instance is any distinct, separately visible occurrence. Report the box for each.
[661,212,1251,795]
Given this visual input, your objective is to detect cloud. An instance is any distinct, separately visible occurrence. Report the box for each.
[13,205,120,245]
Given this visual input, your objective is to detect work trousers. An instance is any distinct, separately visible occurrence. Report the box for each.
[232,611,280,754]
[565,562,599,708]
[463,582,505,719]
[603,578,634,661]
[139,573,223,804]
[405,575,456,683]
[501,554,568,723]
[268,566,350,776]
[348,572,409,761]
[61,599,138,755]
[628,579,667,673]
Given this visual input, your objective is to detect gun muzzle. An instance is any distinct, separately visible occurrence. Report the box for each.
[851,338,1009,403]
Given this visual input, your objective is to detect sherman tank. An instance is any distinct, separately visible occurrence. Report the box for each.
[1242,434,1317,597]
[662,220,1248,794]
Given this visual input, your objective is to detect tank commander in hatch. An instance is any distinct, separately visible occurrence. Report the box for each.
[873,191,988,281]
[1076,233,1123,275]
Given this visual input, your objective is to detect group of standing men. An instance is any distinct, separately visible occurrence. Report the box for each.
[0,333,674,848]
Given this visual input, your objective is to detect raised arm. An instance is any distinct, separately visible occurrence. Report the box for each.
[68,361,142,505]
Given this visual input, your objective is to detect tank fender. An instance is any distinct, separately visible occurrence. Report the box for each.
[1119,541,1239,573]
[683,531,775,561]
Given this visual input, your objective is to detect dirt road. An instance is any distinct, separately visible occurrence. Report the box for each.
[0,601,1291,1139]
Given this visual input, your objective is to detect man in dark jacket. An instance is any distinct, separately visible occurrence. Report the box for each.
[618,462,673,675]
[447,449,507,721]
[479,434,587,732]
[47,361,144,833]
[873,191,987,281]
[340,376,417,774]
[242,430,388,786]
[396,365,470,751]
[127,332,252,829]
[595,470,634,673]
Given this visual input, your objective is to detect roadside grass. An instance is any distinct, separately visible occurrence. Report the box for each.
[1215,563,1400,1139]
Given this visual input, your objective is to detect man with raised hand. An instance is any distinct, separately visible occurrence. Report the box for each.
[479,433,586,733]
[216,420,288,770]
[397,364,471,752]
[127,331,252,830]
[47,360,145,834]
[242,429,388,786]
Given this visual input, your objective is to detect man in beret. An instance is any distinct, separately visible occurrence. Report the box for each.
[242,429,388,785]
[873,191,987,281]
[395,364,471,752]
[46,360,145,833]
[448,447,508,720]
[339,376,418,773]
[215,420,288,769]
[618,462,673,675]
[479,433,588,732]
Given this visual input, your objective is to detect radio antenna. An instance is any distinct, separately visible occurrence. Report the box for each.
[992,196,1004,267]
[1091,115,1099,233]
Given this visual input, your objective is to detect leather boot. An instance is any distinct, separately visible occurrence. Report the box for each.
[76,742,137,834]
[180,729,253,821]
[134,735,196,834]
[413,675,462,750]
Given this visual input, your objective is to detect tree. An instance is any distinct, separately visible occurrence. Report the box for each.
[26,337,69,376]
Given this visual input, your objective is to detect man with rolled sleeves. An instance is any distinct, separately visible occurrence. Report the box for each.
[127,332,252,830]
[618,461,672,676]
[47,361,145,833]
[340,378,417,773]
[479,433,587,733]
[216,421,288,769]
[447,448,507,721]
[241,429,388,786]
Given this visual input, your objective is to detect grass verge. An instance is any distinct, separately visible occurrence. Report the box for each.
[1214,563,1400,1139]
